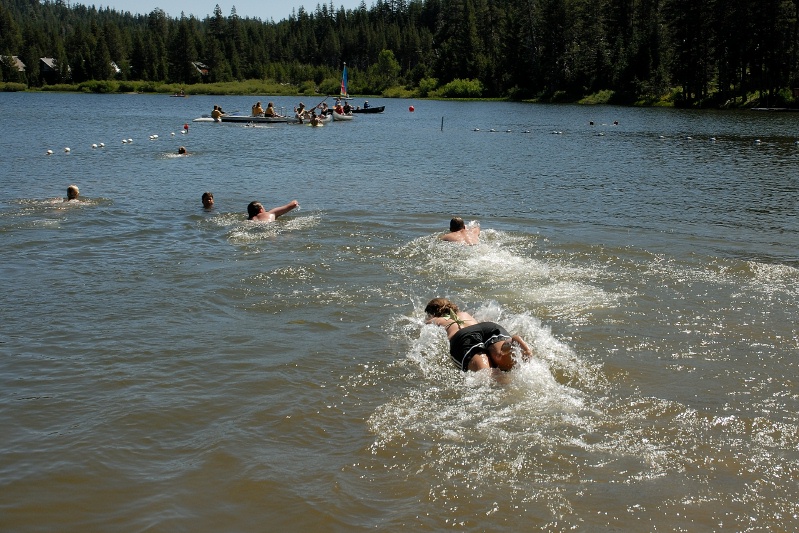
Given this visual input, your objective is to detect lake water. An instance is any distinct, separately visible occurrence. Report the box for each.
[1,92,797,531]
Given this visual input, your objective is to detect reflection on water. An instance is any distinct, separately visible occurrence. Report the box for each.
[0,93,797,531]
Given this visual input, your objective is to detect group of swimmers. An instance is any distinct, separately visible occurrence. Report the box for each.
[432,217,533,371]
[200,190,299,221]
[68,183,531,373]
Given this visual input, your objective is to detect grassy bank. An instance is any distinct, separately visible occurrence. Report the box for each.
[3,78,793,109]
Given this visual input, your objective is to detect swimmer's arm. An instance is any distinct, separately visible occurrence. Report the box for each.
[511,335,532,357]
[268,200,299,218]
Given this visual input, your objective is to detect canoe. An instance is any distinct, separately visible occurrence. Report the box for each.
[332,111,354,121]
[220,114,294,123]
[352,105,385,114]
[192,114,293,123]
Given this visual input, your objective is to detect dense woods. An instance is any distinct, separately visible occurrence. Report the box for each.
[2,0,799,106]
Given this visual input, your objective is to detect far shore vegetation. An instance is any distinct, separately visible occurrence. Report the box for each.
[2,0,799,109]
[0,78,784,109]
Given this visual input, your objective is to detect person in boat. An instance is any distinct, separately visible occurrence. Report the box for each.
[211,105,223,121]
[425,298,532,372]
[65,184,79,201]
[252,101,264,116]
[178,146,187,155]
[363,100,370,109]
[441,217,480,245]
[202,191,214,209]
[318,102,329,115]
[334,102,345,115]
[265,102,276,117]
[247,200,300,222]
[343,101,353,114]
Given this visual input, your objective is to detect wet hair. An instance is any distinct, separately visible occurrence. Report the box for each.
[247,201,264,219]
[67,184,79,200]
[202,191,213,205]
[425,298,459,318]
[178,146,186,154]
[449,217,465,232]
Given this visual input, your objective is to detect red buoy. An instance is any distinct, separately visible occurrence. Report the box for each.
[184,123,189,132]
[409,105,415,112]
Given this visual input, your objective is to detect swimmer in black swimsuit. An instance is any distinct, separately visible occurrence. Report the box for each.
[425,297,532,371]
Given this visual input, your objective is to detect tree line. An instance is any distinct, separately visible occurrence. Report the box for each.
[1,0,798,106]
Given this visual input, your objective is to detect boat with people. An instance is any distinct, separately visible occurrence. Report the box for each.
[332,110,354,121]
[192,113,294,124]
[288,113,333,126]
[352,105,385,114]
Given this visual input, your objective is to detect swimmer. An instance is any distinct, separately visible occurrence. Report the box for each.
[201,191,214,209]
[65,184,79,201]
[425,298,532,372]
[441,217,480,245]
[247,200,299,222]
[178,146,187,155]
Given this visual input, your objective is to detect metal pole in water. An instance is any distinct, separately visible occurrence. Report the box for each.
[441,116,444,131]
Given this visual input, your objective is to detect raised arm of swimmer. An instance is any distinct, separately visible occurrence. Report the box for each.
[247,200,299,222]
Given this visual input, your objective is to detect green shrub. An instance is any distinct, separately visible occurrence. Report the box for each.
[78,80,119,93]
[417,77,438,97]
[578,89,614,104]
[382,85,414,98]
[0,82,27,92]
[433,78,483,98]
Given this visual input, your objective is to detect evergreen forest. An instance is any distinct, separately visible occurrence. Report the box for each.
[2,0,799,107]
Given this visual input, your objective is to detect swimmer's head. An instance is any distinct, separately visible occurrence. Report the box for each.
[67,184,79,200]
[449,217,465,232]
[425,298,459,318]
[247,201,264,219]
[202,191,214,208]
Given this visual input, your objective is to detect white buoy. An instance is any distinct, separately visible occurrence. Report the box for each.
[754,139,761,144]
[99,142,105,147]
[64,147,70,152]
[92,144,98,149]
[506,129,512,133]
[46,149,53,155]
[180,130,186,134]
[171,132,175,136]
[127,138,133,143]
[489,128,496,132]
[709,137,716,142]
[473,128,480,132]
[122,139,127,144]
